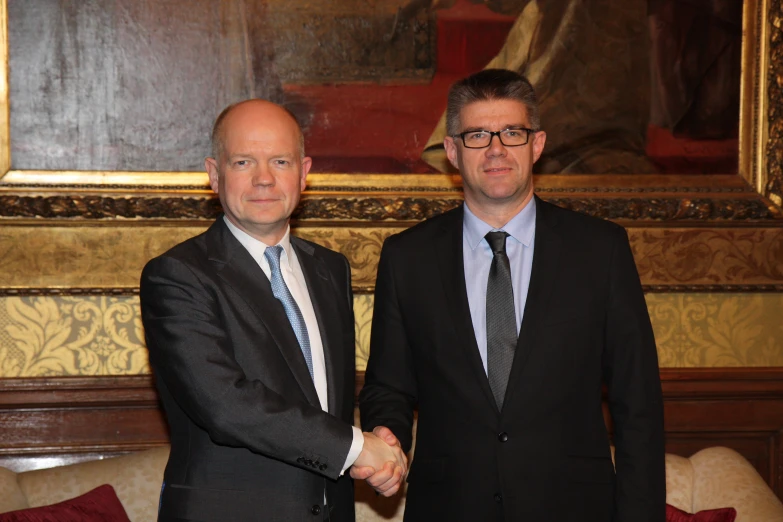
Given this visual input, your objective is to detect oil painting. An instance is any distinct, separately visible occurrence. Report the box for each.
[7,0,741,175]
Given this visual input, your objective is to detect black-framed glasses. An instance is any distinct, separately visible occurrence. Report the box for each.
[453,127,537,148]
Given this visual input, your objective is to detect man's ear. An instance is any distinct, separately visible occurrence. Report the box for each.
[300,156,312,191]
[531,131,547,164]
[205,157,220,194]
[443,136,460,170]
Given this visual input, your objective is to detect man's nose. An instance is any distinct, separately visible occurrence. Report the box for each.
[252,166,274,186]
[485,134,507,157]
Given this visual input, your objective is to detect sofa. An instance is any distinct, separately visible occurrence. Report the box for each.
[1,445,782,521]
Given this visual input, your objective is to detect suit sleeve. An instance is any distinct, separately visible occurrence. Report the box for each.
[140,255,353,480]
[359,237,418,453]
[602,227,666,521]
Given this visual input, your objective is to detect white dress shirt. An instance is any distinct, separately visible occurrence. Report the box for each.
[224,217,363,474]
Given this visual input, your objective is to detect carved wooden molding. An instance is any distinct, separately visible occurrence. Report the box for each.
[0,193,780,222]
[0,288,140,297]
[767,2,783,206]
[0,376,167,472]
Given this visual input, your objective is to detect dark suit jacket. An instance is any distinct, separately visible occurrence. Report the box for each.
[140,218,357,522]
[360,198,665,522]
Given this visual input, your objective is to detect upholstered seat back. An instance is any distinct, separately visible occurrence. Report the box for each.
[13,446,169,522]
[2,445,783,522]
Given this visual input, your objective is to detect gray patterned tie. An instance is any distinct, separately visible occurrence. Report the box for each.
[485,231,517,410]
[264,245,314,380]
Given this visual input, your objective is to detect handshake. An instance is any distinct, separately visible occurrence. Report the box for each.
[350,426,408,497]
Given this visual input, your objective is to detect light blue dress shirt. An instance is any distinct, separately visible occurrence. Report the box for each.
[463,199,536,374]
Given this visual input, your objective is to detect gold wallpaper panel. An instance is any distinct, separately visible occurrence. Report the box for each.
[0,295,147,377]
[648,293,783,367]
[0,226,404,291]
[0,226,207,288]
[0,294,374,378]
[1,293,782,377]
[295,229,403,291]
[354,294,374,371]
[1,226,781,291]
[632,228,783,287]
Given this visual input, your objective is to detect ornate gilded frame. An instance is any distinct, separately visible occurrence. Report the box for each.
[0,0,781,294]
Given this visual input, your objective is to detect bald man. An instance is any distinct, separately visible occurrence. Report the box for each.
[140,100,406,522]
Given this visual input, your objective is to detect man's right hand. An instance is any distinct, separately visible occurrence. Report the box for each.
[350,428,407,496]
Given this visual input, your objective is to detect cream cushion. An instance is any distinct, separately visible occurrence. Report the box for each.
[15,446,168,522]
[2,445,783,522]
[688,447,783,522]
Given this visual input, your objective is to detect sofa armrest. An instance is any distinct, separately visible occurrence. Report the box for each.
[665,453,694,512]
[690,447,783,522]
[0,466,29,513]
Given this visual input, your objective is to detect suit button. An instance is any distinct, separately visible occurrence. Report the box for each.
[311,505,322,515]
[320,464,327,471]
[498,432,508,442]
[494,493,503,503]
[297,457,305,463]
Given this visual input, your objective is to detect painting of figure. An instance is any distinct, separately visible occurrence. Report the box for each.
[421,0,742,174]
[8,0,740,175]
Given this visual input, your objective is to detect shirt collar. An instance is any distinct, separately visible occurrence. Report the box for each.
[223,215,293,266]
[463,197,537,251]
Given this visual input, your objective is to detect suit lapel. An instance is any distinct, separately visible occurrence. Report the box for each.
[504,197,563,404]
[206,220,321,408]
[434,206,499,415]
[292,237,344,416]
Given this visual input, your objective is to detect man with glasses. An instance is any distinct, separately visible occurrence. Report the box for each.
[359,69,665,521]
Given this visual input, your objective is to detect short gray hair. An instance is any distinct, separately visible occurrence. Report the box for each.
[446,69,540,136]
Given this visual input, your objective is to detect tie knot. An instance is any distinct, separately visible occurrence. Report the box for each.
[485,231,509,255]
[264,245,284,269]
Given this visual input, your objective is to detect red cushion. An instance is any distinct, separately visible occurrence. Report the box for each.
[666,503,737,522]
[0,484,131,522]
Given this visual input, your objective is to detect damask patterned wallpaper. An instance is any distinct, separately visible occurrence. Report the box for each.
[0,296,147,377]
[1,293,781,377]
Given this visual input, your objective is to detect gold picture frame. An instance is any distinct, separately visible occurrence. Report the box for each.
[0,0,782,378]
[0,0,780,293]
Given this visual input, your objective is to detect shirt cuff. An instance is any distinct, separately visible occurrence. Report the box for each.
[340,426,364,476]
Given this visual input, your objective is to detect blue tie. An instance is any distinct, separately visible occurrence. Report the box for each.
[264,245,314,380]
